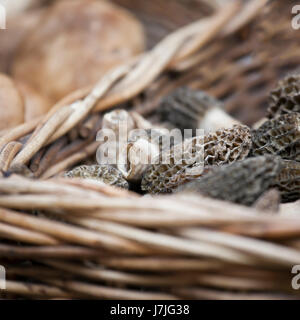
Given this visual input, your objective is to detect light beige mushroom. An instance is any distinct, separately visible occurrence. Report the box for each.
[0,7,45,73]
[16,81,52,122]
[12,0,145,102]
[0,73,24,130]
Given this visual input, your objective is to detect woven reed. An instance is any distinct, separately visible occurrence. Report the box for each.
[1,0,300,299]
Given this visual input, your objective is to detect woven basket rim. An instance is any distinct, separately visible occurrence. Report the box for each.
[0,0,300,300]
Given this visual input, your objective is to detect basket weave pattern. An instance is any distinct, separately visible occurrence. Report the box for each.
[0,0,300,299]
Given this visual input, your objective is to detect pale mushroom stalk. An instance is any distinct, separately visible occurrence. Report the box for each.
[100,109,168,182]
[155,87,240,134]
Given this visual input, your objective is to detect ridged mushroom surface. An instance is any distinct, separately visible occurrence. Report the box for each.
[142,125,252,194]
[272,160,300,203]
[251,113,300,161]
[267,73,300,118]
[176,156,283,206]
[65,165,129,189]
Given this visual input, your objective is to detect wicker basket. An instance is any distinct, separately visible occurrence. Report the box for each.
[0,0,300,299]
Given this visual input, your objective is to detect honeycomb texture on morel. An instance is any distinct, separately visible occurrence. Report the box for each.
[204,125,251,165]
[155,87,221,133]
[141,125,252,194]
[141,135,205,194]
[251,113,300,161]
[64,165,129,189]
[272,160,300,203]
[175,156,283,206]
[267,73,300,118]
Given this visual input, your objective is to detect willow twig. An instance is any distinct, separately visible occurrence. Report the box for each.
[43,260,197,287]
[173,287,298,300]
[70,218,258,265]
[41,141,100,179]
[0,221,60,245]
[0,117,40,150]
[194,273,293,292]
[223,0,268,35]
[79,114,102,139]
[0,208,157,255]
[4,280,72,299]
[29,148,45,172]
[11,106,72,167]
[34,137,68,177]
[177,227,300,267]
[53,139,92,164]
[47,279,178,300]
[59,178,139,198]
[0,142,22,172]
[100,257,224,272]
[0,244,102,259]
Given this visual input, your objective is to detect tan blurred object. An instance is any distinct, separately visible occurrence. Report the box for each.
[12,0,145,102]
[0,8,45,73]
[0,74,24,130]
[0,0,38,16]
[16,81,52,122]
[1,0,300,301]
[253,189,280,213]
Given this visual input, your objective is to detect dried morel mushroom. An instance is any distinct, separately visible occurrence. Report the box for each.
[176,156,283,206]
[100,109,168,182]
[204,125,252,166]
[64,165,129,189]
[141,125,252,194]
[251,113,300,161]
[155,87,240,133]
[12,0,145,102]
[267,73,300,118]
[0,74,24,130]
[141,135,204,194]
[272,160,300,203]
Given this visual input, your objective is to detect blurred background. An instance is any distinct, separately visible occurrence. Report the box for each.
[0,0,299,129]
